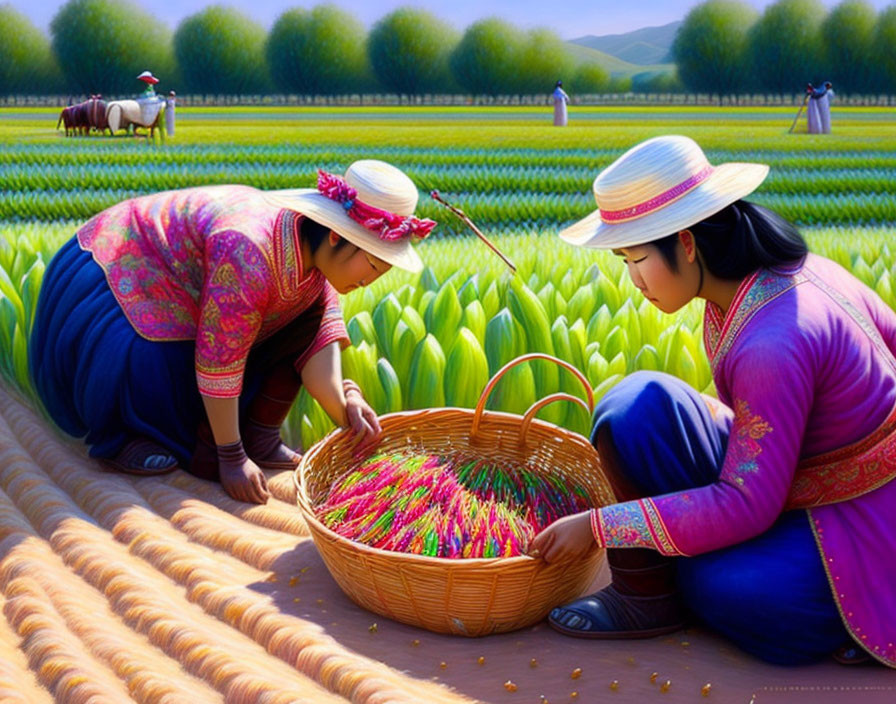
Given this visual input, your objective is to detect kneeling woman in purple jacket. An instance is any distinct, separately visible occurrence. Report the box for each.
[533,135,896,669]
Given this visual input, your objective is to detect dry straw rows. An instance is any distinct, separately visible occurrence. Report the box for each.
[0,385,474,703]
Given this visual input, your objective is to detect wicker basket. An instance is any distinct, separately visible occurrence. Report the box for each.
[294,353,616,636]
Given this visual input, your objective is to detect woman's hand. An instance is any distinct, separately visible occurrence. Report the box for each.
[529,510,597,563]
[219,456,270,504]
[344,386,382,454]
[217,440,270,504]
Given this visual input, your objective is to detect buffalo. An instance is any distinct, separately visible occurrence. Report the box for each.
[56,95,109,137]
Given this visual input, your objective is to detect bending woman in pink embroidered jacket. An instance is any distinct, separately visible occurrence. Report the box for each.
[532,136,896,668]
[29,160,435,504]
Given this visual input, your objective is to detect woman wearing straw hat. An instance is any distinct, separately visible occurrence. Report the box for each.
[29,160,435,504]
[531,135,896,668]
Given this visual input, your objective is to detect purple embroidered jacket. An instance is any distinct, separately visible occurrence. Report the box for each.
[592,253,896,666]
[77,185,349,398]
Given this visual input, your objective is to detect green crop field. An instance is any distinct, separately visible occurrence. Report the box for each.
[2,106,895,449]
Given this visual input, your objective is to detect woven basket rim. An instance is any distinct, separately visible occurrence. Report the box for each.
[295,406,604,567]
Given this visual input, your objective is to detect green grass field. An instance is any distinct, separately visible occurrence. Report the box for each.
[2,106,895,447]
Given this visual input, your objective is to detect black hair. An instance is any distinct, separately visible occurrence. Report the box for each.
[301,216,356,254]
[651,200,808,280]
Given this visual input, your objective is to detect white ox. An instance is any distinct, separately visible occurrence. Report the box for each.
[105,99,165,137]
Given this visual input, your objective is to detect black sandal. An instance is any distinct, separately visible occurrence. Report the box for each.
[103,437,179,476]
[548,584,686,639]
[832,642,874,666]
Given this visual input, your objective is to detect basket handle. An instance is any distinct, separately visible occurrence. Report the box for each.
[517,393,592,447]
[470,353,594,439]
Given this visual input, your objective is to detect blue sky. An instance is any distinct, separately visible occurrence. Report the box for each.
[13,0,896,38]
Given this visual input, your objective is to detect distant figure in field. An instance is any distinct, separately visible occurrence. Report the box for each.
[806,81,834,134]
[166,91,177,137]
[136,70,164,129]
[137,70,159,99]
[553,80,569,127]
[819,82,834,134]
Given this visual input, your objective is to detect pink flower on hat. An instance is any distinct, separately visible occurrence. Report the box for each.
[317,170,436,242]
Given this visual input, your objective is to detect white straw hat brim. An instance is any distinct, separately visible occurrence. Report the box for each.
[262,189,424,273]
[558,162,769,250]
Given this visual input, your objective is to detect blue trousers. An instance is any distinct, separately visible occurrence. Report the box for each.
[592,371,849,665]
[29,237,319,468]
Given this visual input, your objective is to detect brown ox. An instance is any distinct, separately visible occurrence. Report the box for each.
[87,95,109,134]
[56,105,75,136]
[56,96,109,136]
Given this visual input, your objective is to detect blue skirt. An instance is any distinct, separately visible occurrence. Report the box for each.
[29,237,310,466]
[593,371,849,665]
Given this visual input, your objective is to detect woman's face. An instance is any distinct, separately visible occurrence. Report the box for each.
[613,232,700,314]
[315,231,392,294]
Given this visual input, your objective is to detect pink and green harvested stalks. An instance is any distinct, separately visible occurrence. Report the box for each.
[316,452,592,558]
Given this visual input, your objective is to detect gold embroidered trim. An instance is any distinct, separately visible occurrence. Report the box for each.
[596,501,654,549]
[787,403,896,509]
[704,268,806,371]
[807,509,895,667]
[786,264,896,508]
[802,266,896,374]
[590,508,603,546]
[270,209,303,299]
[642,498,686,556]
[196,365,244,397]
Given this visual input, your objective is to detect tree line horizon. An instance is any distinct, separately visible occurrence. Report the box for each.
[1,0,895,98]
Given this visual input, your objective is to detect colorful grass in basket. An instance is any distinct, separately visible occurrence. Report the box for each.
[316,452,593,558]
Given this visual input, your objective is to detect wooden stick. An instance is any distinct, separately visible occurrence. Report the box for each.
[789,94,809,134]
[430,191,517,274]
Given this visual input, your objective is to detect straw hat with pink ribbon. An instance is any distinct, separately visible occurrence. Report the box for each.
[558,135,769,249]
[263,160,435,273]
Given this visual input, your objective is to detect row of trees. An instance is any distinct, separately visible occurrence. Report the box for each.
[1,1,616,97]
[2,0,896,97]
[675,0,896,96]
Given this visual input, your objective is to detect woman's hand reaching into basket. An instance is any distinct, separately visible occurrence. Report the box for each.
[344,382,382,456]
[529,511,597,563]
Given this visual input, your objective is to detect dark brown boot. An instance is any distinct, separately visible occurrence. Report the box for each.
[189,363,303,479]
[240,360,303,471]
[548,548,686,639]
[547,427,686,639]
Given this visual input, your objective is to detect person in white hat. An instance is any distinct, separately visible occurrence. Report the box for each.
[530,135,896,668]
[134,70,164,129]
[29,161,435,505]
[136,70,159,98]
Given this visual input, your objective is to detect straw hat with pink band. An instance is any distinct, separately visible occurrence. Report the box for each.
[558,135,770,250]
[263,159,436,273]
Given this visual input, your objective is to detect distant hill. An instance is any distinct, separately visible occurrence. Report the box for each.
[569,21,682,66]
[564,42,675,79]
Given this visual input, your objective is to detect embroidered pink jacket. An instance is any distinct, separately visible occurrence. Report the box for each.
[591,253,896,666]
[77,185,349,398]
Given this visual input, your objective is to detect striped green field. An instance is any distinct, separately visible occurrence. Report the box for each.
[2,106,895,447]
